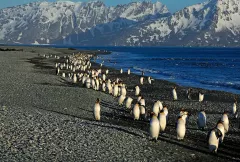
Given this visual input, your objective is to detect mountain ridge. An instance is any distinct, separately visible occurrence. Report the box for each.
[1,0,240,47]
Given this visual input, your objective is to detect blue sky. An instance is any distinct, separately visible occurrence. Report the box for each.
[0,0,205,12]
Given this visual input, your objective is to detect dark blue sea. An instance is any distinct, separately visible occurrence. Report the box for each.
[79,47,240,94]
[11,44,240,94]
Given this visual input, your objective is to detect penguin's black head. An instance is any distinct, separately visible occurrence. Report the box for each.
[96,98,100,103]
[180,108,185,113]
[214,128,222,138]
[150,112,156,118]
[223,110,228,115]
[177,116,182,120]
[216,120,224,127]
[234,98,237,103]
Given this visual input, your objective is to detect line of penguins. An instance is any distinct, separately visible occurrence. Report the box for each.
[47,52,239,154]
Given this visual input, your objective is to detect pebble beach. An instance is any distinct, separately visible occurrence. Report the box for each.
[0,46,239,161]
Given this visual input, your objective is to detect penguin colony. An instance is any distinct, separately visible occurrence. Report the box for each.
[48,52,239,155]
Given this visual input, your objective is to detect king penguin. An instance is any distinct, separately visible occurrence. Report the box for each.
[118,95,126,106]
[176,116,186,140]
[139,97,145,107]
[158,110,167,133]
[199,92,204,102]
[140,105,146,120]
[120,68,123,74]
[150,112,160,142]
[94,98,101,121]
[135,86,140,96]
[113,84,119,97]
[152,101,160,116]
[133,103,140,120]
[73,73,77,83]
[186,88,192,100]
[163,106,169,121]
[207,128,222,153]
[197,109,207,130]
[125,97,133,109]
[232,98,238,119]
[221,111,229,133]
[140,77,144,85]
[216,120,225,144]
[127,69,131,75]
[172,87,177,101]
[121,84,127,96]
[56,67,60,75]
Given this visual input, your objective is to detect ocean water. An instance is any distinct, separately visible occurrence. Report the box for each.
[82,47,240,95]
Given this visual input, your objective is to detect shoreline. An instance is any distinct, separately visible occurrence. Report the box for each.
[0,45,239,161]
[95,50,240,96]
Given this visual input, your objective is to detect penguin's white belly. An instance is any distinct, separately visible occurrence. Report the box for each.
[135,88,140,96]
[108,87,113,94]
[208,131,219,153]
[133,106,140,120]
[158,102,163,111]
[152,104,159,116]
[86,80,91,87]
[150,119,160,139]
[164,109,168,120]
[221,116,229,133]
[148,79,152,84]
[118,95,126,105]
[140,106,145,115]
[140,99,145,107]
[126,98,133,109]
[103,75,106,81]
[121,88,127,96]
[232,104,237,114]
[73,76,77,83]
[159,114,166,132]
[177,121,185,140]
[96,81,99,90]
[199,94,204,102]
[94,104,101,121]
[102,83,106,92]
[140,78,143,85]
[173,90,177,100]
[92,80,96,89]
[113,86,118,97]
[217,125,225,143]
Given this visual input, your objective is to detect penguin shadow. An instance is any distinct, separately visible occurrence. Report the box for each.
[158,135,232,160]
[87,122,144,138]
[26,58,55,70]
[33,105,93,122]
[34,82,67,88]
[78,107,92,113]
[100,101,129,113]
[58,78,86,88]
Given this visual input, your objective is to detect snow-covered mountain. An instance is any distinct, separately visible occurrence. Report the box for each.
[0,1,169,45]
[1,0,240,46]
[116,0,240,46]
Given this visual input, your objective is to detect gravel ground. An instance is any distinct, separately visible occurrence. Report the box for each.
[0,46,239,161]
